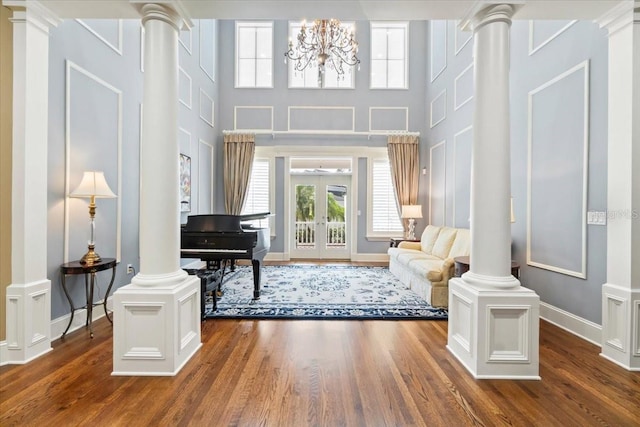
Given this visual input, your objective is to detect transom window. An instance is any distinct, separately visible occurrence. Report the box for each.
[370,22,408,89]
[235,22,273,88]
[287,21,356,89]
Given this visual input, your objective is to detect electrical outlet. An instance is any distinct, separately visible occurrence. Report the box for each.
[127,264,134,274]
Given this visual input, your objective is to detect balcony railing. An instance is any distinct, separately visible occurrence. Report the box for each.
[295,221,346,249]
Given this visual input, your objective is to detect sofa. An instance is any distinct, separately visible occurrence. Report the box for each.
[387,225,470,308]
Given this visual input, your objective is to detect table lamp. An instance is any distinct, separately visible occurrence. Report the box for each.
[69,171,116,264]
[401,205,423,240]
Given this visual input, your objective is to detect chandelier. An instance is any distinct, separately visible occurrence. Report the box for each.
[284,19,360,86]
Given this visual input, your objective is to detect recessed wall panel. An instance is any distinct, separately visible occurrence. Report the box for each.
[430,20,447,82]
[527,61,589,278]
[198,140,214,214]
[453,127,472,228]
[430,141,446,226]
[199,19,215,82]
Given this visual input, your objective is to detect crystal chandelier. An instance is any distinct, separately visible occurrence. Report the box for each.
[284,19,360,86]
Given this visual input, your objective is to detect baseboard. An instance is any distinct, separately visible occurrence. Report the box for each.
[50,305,109,341]
[350,253,390,262]
[265,252,287,261]
[539,301,601,346]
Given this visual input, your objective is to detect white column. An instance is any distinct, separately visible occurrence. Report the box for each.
[447,4,540,379]
[598,1,640,371]
[4,1,59,365]
[112,3,201,376]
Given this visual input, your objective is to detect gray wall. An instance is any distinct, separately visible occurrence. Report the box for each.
[422,20,608,324]
[47,19,218,320]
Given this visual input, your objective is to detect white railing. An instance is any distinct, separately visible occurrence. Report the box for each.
[294,221,346,249]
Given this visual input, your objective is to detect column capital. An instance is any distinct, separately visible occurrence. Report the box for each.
[5,0,61,34]
[461,3,517,33]
[131,1,193,31]
[596,1,637,36]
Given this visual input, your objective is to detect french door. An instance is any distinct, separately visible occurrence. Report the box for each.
[290,174,350,259]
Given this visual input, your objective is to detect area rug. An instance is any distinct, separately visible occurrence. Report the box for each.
[204,265,448,320]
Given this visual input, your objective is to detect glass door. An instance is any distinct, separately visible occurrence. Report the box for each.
[290,174,350,259]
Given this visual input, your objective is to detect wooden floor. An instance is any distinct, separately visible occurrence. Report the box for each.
[2,316,639,426]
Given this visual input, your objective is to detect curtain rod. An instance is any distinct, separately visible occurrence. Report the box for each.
[222,130,420,139]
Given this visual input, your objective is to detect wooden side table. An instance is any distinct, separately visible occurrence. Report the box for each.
[453,256,520,279]
[60,258,117,338]
[390,238,421,248]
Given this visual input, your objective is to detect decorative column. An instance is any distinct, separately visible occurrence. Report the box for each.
[598,1,640,371]
[447,4,540,379]
[112,3,201,376]
[4,1,59,365]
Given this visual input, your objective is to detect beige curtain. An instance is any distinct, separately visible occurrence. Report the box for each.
[387,134,420,232]
[223,133,255,215]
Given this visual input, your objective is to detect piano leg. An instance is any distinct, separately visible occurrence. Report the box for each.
[251,259,261,300]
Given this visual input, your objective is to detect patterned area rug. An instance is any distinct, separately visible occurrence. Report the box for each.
[204,265,447,320]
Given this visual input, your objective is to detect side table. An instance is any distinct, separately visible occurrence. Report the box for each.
[390,237,421,248]
[60,258,117,338]
[453,256,520,279]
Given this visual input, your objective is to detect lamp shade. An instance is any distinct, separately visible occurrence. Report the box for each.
[70,171,116,198]
[401,205,422,219]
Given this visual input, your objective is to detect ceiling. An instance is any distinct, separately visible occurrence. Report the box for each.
[3,0,629,21]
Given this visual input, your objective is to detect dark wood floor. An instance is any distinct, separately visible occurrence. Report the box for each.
[2,315,639,426]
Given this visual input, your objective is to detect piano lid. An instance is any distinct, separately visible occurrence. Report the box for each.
[182,212,270,232]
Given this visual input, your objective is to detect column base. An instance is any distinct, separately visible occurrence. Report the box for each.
[3,279,53,365]
[112,274,201,376]
[601,283,640,371]
[447,277,540,379]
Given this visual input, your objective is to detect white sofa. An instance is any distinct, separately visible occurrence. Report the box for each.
[387,225,470,308]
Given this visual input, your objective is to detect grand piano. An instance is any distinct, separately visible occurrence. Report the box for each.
[180,212,270,309]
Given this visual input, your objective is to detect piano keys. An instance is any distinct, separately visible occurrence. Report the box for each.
[180,212,271,313]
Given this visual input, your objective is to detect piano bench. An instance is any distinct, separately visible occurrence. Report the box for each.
[183,268,223,319]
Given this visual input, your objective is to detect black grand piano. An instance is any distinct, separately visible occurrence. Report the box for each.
[180,213,270,311]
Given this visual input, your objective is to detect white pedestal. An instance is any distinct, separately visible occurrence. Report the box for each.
[112,275,201,376]
[600,284,640,371]
[447,278,540,379]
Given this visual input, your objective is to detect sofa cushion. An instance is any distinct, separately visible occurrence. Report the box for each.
[431,227,458,259]
[448,228,470,258]
[396,251,432,266]
[407,258,445,279]
[420,225,441,254]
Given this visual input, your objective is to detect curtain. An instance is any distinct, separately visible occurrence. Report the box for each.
[387,134,420,232]
[223,133,255,215]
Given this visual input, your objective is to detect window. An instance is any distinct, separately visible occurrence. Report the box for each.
[242,158,271,228]
[235,22,273,88]
[370,22,408,89]
[369,158,403,237]
[287,21,356,89]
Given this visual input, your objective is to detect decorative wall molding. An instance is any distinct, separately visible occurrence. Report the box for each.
[452,126,472,227]
[527,60,589,279]
[430,89,447,128]
[368,107,409,132]
[529,20,577,56]
[603,292,627,352]
[486,306,532,362]
[429,140,446,226]
[199,19,215,82]
[454,62,474,110]
[179,26,192,54]
[288,106,355,132]
[178,67,192,109]
[178,127,191,155]
[198,139,214,214]
[234,106,274,132]
[76,19,123,55]
[64,60,122,263]
[199,88,214,127]
[139,25,144,72]
[455,21,473,55]
[430,20,447,82]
